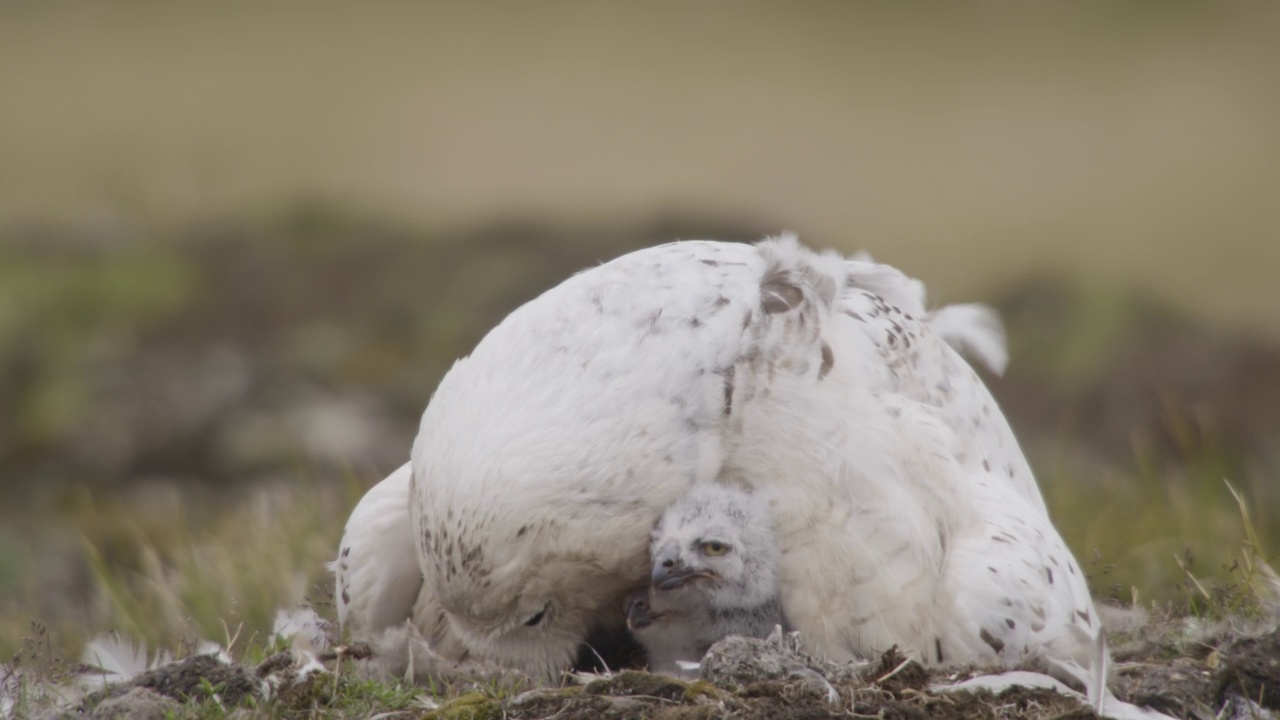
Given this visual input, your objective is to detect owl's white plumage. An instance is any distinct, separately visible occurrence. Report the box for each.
[330,464,420,638]
[334,235,1103,688]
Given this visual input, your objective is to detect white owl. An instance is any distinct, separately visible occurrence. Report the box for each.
[333,235,1103,691]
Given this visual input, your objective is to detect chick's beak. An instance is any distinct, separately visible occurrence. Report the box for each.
[626,591,657,631]
[651,540,715,590]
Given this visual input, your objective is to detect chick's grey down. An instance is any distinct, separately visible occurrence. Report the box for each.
[332,234,1104,685]
[627,484,785,674]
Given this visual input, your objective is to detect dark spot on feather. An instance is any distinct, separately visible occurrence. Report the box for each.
[340,546,350,558]
[1005,618,1016,629]
[462,546,481,566]
[741,310,753,330]
[979,628,1005,654]
[935,638,944,663]
[722,366,736,416]
[983,459,991,472]
[1077,610,1091,627]
[818,342,834,380]
[341,588,350,604]
[700,258,719,266]
[991,535,1010,544]
[842,309,865,322]
[988,566,998,574]
[689,317,703,328]
[516,525,530,538]
[760,278,803,314]
[1046,567,1054,585]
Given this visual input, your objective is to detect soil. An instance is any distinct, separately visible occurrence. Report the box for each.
[46,623,1280,719]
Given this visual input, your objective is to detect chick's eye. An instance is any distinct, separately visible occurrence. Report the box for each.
[524,603,550,627]
[700,540,730,556]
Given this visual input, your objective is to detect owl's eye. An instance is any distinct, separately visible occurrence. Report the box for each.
[700,540,731,556]
[524,602,551,627]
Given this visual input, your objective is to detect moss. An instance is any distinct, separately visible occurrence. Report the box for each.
[681,678,726,702]
[585,670,689,701]
[425,691,504,720]
[273,671,334,711]
[655,706,723,720]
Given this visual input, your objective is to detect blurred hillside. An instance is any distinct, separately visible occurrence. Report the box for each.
[1,210,1276,608]
[1,1,1278,657]
[2,2,1279,333]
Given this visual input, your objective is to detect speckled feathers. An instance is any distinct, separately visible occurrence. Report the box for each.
[334,234,1103,686]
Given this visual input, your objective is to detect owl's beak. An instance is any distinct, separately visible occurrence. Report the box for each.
[626,591,658,630]
[651,541,717,590]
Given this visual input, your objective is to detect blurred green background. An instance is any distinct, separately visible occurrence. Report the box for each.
[1,1,1278,659]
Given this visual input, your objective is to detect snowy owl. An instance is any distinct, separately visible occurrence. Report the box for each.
[334,235,1102,685]
[626,484,784,674]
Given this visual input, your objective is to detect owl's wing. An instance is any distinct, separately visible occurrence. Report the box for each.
[332,464,422,638]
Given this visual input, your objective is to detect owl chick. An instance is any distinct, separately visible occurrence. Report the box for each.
[627,484,785,674]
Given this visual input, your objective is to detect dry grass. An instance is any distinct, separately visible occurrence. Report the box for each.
[1042,447,1278,610]
[1,474,363,663]
[3,453,1274,667]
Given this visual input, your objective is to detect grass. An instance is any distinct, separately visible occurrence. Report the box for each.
[1037,399,1277,609]
[1,448,1275,717]
[1177,480,1280,620]
[2,631,441,719]
[166,674,436,720]
[1,472,362,664]
[2,393,1272,666]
